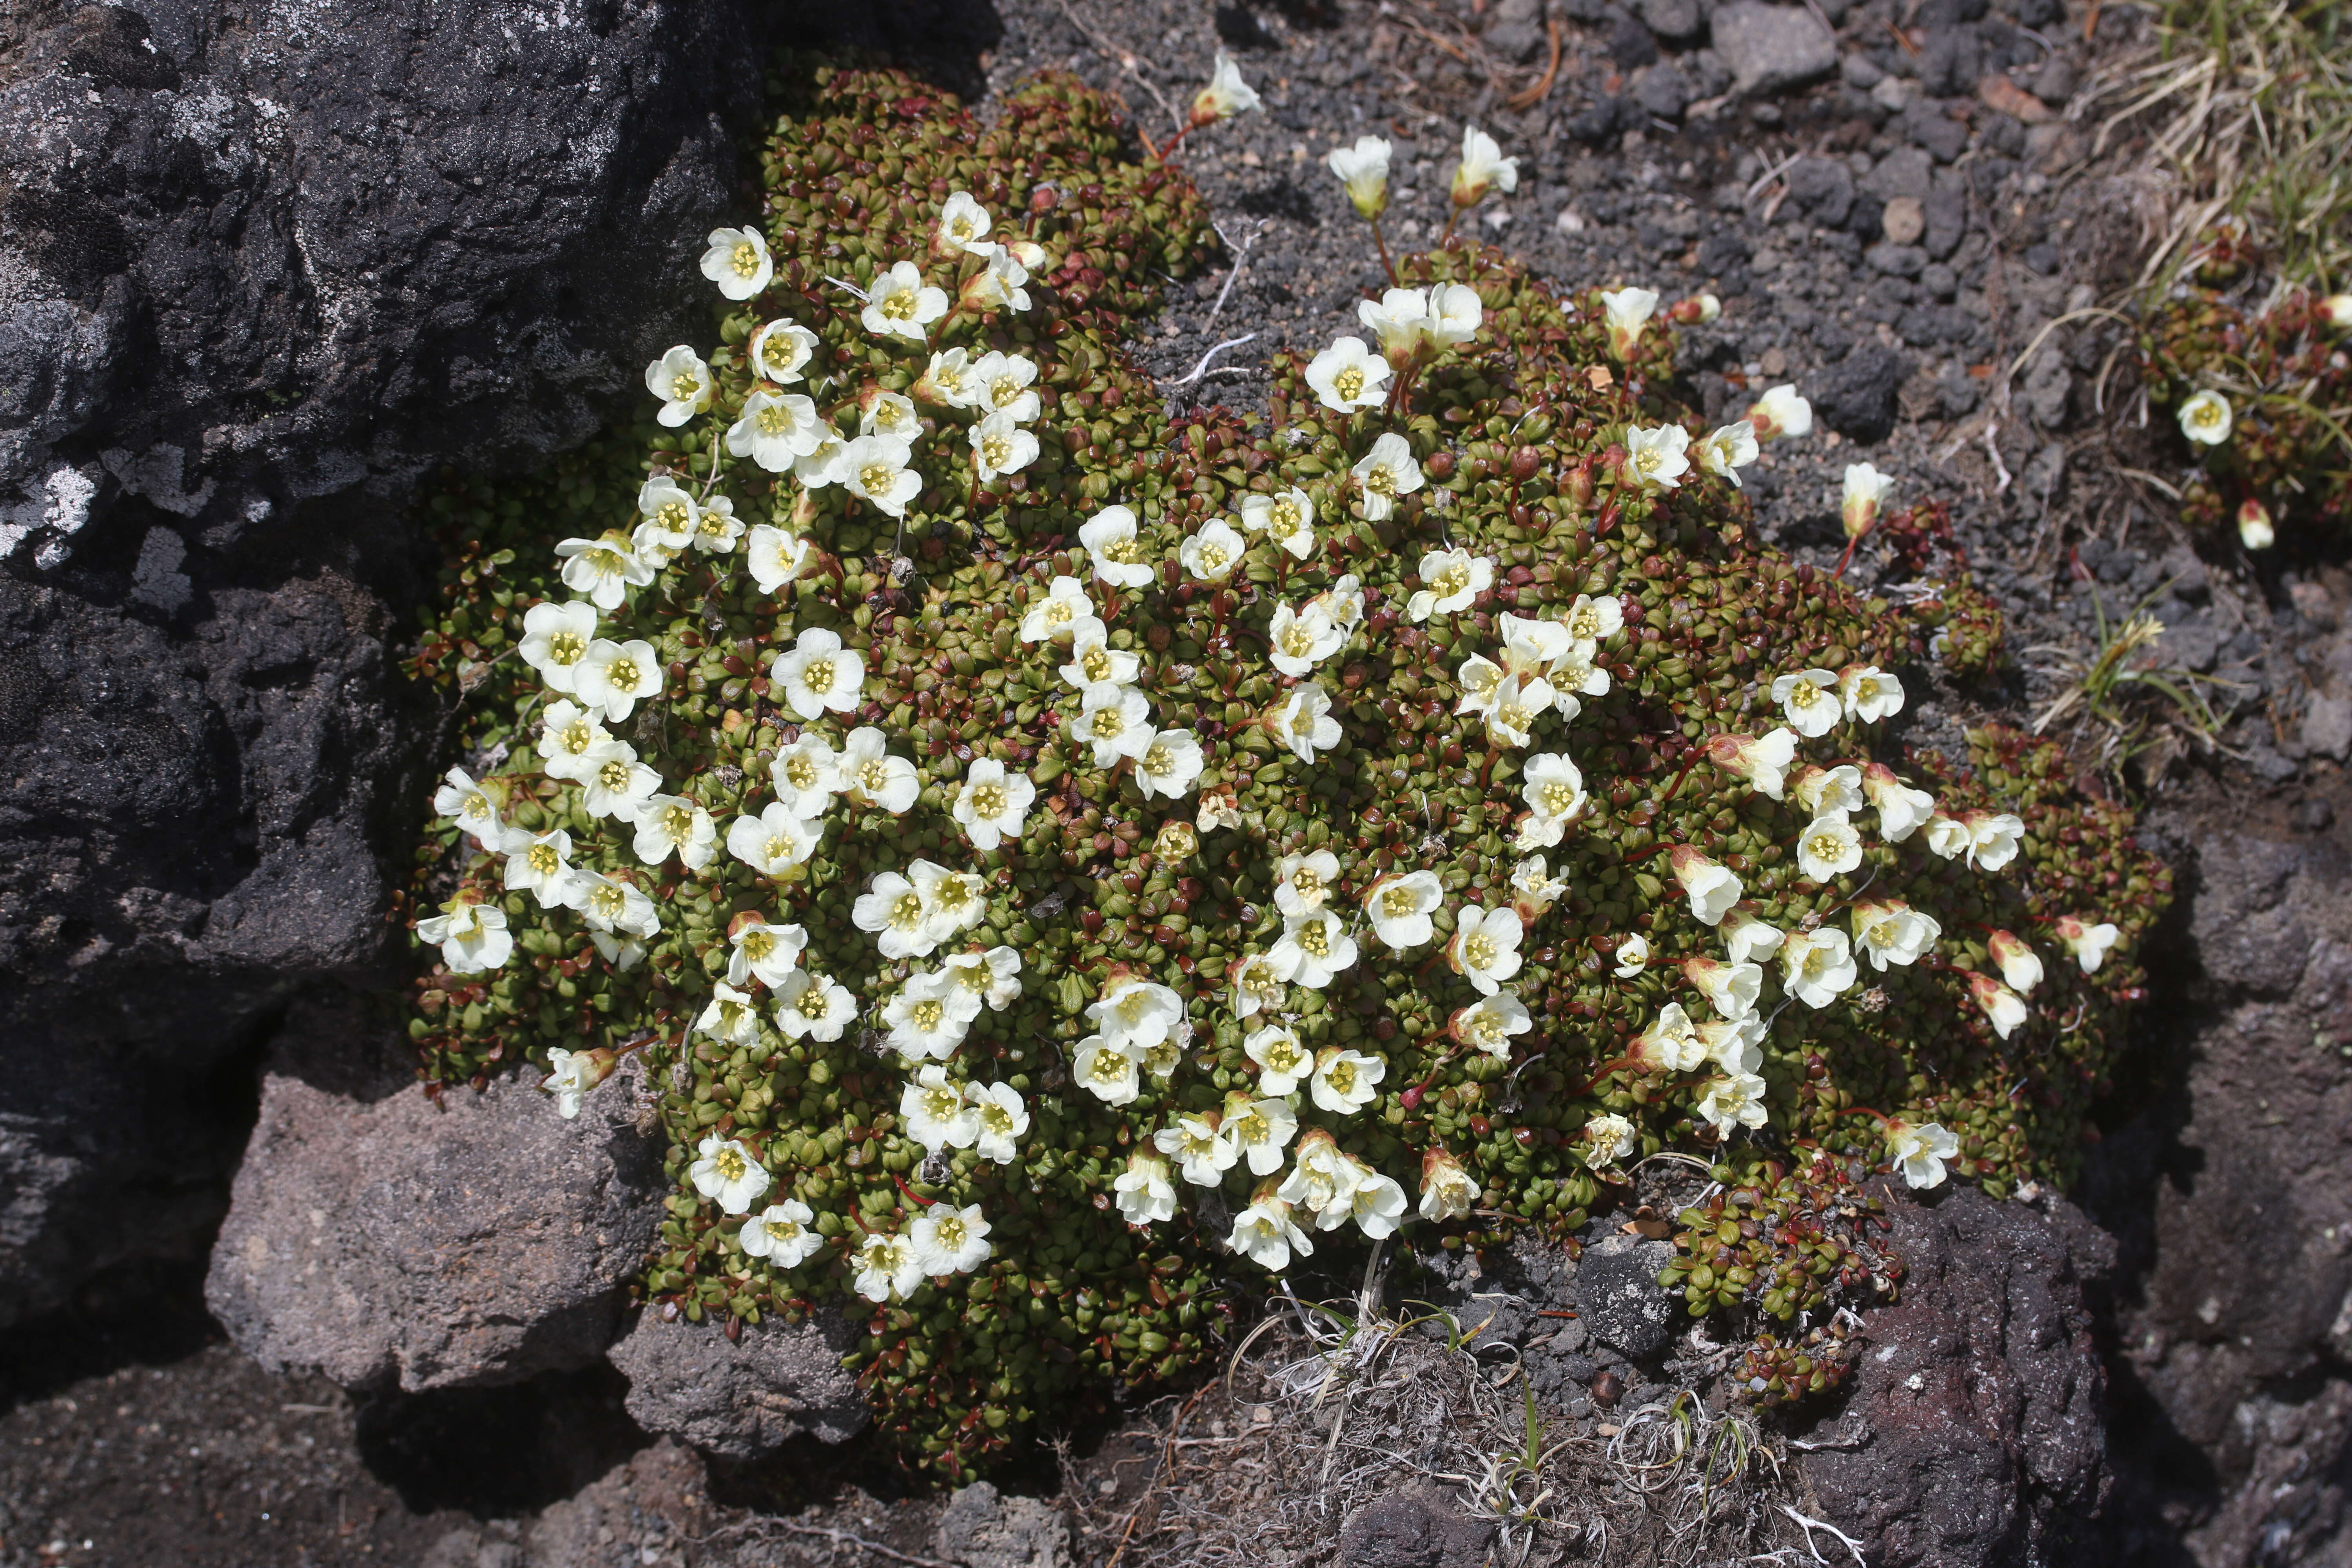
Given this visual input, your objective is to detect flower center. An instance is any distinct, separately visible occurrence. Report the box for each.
[921,1083,956,1116]
[1089,709,1125,740]
[1365,467,1396,497]
[1044,599,1074,627]
[1236,1110,1268,1142]
[1297,922,1329,959]
[1792,680,1821,708]
[528,843,559,875]
[858,758,889,793]
[1464,934,1497,970]
[950,216,976,240]
[933,878,973,915]
[1497,699,1533,731]
[661,804,693,840]
[1103,537,1142,563]
[655,499,691,533]
[1087,1051,1128,1087]
[731,240,761,279]
[1465,1010,1501,1047]
[549,631,586,666]
[1141,744,1173,776]
[1334,367,1364,400]
[606,657,639,691]
[590,884,625,919]
[802,658,835,694]
[757,406,793,437]
[880,289,916,321]
[793,987,827,1020]
[1807,830,1844,862]
[1541,781,1578,815]
[2192,401,2220,426]
[698,512,730,539]
[764,833,795,862]
[1197,543,1229,572]
[1381,885,1417,917]
[858,462,896,495]
[1264,1036,1301,1072]
[970,782,1005,818]
[713,1147,746,1181]
[557,719,593,754]
[936,1216,966,1249]
[785,755,818,789]
[597,759,630,791]
[742,931,773,961]
[1326,1060,1356,1094]
[1277,622,1315,657]
[981,1103,1012,1132]
[891,892,926,931]
[671,370,702,398]
[1079,646,1112,679]
[1270,499,1300,531]
[765,1217,797,1243]
[1636,448,1661,473]
[1570,606,1600,637]
[990,379,1022,409]
[981,434,1012,468]
[1434,564,1467,596]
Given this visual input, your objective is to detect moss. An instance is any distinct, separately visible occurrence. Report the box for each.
[401,62,2169,1474]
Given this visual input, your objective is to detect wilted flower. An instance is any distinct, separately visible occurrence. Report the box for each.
[1353,432,1425,521]
[1968,971,2030,1038]
[1886,1120,1962,1189]
[701,225,772,300]
[1988,929,2044,993]
[417,897,510,974]
[1327,134,1392,220]
[689,1135,771,1216]
[1841,463,1895,541]
[1451,991,1532,1060]
[1746,384,1812,441]
[1419,1147,1481,1221]
[2177,388,2232,445]
[1780,928,1858,1009]
[1599,286,1659,361]
[1770,667,1844,738]
[2055,914,2121,974]
[1407,546,1490,620]
[861,260,949,341]
[1449,124,1517,210]
[1365,870,1444,950]
[1922,813,1972,860]
[1669,846,1742,926]
[644,345,713,426]
[1449,904,1524,995]
[1190,52,1261,125]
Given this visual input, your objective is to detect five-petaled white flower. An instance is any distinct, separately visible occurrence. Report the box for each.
[1923,813,1972,860]
[1311,1044,1386,1114]
[951,758,1034,851]
[1517,752,1588,849]
[575,637,662,724]
[1599,286,1659,361]
[1988,929,2043,993]
[841,434,922,517]
[971,410,1038,485]
[1074,1033,1145,1105]
[501,827,580,910]
[1060,629,1141,691]
[936,191,993,256]
[1268,600,1345,677]
[1359,287,1433,363]
[965,1080,1029,1163]
[632,477,698,566]
[1229,1185,1313,1270]
[1407,546,1490,620]
[1428,283,1483,348]
[1180,519,1247,583]
[885,970,979,1061]
[1886,1120,1962,1189]
[853,869,938,959]
[1563,593,1624,642]
[1272,849,1341,918]
[902,1062,979,1149]
[1796,813,1863,883]
[1449,123,1517,209]
[644,346,713,426]
[1089,977,1187,1053]
[1244,1023,1312,1095]
[1746,384,1812,441]
[1345,1159,1410,1238]
[520,599,599,693]
[1583,1112,1637,1169]
[740,1200,823,1267]
[1697,1072,1769,1137]
[1841,664,1904,723]
[918,346,980,408]
[1269,683,1343,764]
[1134,729,1206,800]
[1851,899,1940,971]
[1633,1002,1707,1073]
[1114,1151,1179,1225]
[1968,971,2030,1038]
[690,1134,771,1216]
[1191,51,1261,123]
[750,318,819,384]
[853,1231,921,1303]
[776,626,865,720]
[1841,462,1895,541]
[1963,811,2026,872]
[726,391,823,473]
[2056,915,2120,974]
[701,225,773,300]
[912,1203,994,1276]
[695,981,763,1048]
[1790,764,1864,819]
[1418,1148,1480,1221]
[746,523,811,594]
[1273,909,1358,990]
[417,898,511,973]
[688,494,743,555]
[1365,870,1444,950]
[860,260,949,342]
[574,869,661,940]
[1229,948,1297,1017]
[1685,955,1763,1020]
[1670,846,1742,926]
[577,740,661,822]
[943,947,1024,1012]
[1353,432,1425,521]
[1771,667,1844,738]
[1220,1092,1299,1177]
[960,245,1032,314]
[1278,1130,1361,1229]
[433,765,501,846]
[1156,1111,1238,1187]
[1450,904,1524,995]
[2177,388,2232,445]
[1078,506,1154,587]
[1305,336,1392,412]
[1698,421,1760,485]
[769,732,840,818]
[1070,680,1154,767]
[727,918,808,990]
[911,861,987,941]
[1613,933,1650,979]
[1780,928,1858,1009]
[1327,134,1392,220]
[1452,991,1532,1060]
[555,531,655,610]
[1484,676,1555,749]
[775,969,856,1041]
[1722,908,1784,965]
[1860,763,1935,842]
[1239,487,1317,559]
[1019,575,1103,644]
[634,793,717,871]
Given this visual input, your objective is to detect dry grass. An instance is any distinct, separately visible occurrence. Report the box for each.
[1060,1246,1824,1568]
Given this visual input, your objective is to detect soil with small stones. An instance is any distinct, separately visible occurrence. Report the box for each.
[9,0,2345,1563]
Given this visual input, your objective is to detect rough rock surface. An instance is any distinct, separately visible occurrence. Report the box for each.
[1335,1486,1496,1568]
[933,1481,1075,1568]
[1572,1232,1678,1361]
[1708,2,1838,96]
[1799,1186,2115,1568]
[605,1307,869,1459]
[205,999,667,1391]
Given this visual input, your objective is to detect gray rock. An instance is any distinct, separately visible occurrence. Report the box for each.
[1573,1234,1677,1360]
[934,1481,1073,1568]
[608,1308,869,1460]
[1817,341,1908,443]
[1630,63,1695,120]
[1710,2,1837,96]
[1638,0,1705,42]
[2188,835,2314,996]
[2304,696,2352,762]
[2025,348,2074,428]
[1841,51,1886,88]
[1336,1487,1494,1568]
[2029,55,2078,105]
[1881,196,1927,245]
[1786,156,1855,227]
[205,1000,666,1390]
[1904,100,1973,162]
[1868,242,1931,278]
[1923,187,1969,260]
[1864,147,1936,203]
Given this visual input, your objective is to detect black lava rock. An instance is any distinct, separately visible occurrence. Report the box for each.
[1573,1235,1677,1361]
[1818,341,1908,443]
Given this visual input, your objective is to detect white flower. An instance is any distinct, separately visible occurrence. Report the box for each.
[1599,286,1659,361]
[1697,1072,1769,1137]
[1685,956,1763,1020]
[501,828,580,909]
[1354,433,1425,521]
[1327,134,1392,219]
[886,972,979,1062]
[689,1135,771,1216]
[1346,1163,1409,1238]
[575,637,661,724]
[750,319,819,384]
[1358,287,1431,362]
[1271,849,1341,918]
[911,1203,993,1275]
[725,391,823,472]
[1418,1149,1480,1221]
[1699,1015,1764,1075]
[701,225,773,300]
[740,1200,823,1267]
[1563,593,1624,642]
[2056,915,2120,974]
[1156,1111,1238,1187]
[1796,814,1864,883]
[519,599,599,693]
[1886,1120,1962,1189]
[1771,667,1844,738]
[1698,421,1760,485]
[1229,948,1296,1017]
[1780,928,1858,1009]
[1851,899,1940,971]
[1365,870,1444,950]
[1969,972,2030,1038]
[1277,1130,1361,1229]
[1858,764,1935,842]
[1407,547,1490,621]
[1180,519,1247,582]
[1456,653,1505,718]
[746,524,811,594]
[1309,1044,1384,1114]
[1449,904,1524,995]
[1840,665,1904,723]
[1670,847,1742,926]
[1583,1112,1636,1169]
[951,758,1034,851]
[2327,294,2352,329]
[1789,764,1864,820]
[1449,123,1518,207]
[1923,813,1972,860]
[961,245,1032,314]
[1746,383,1812,441]
[1071,508,1154,590]
[1059,630,1141,692]
[1517,752,1588,848]
[1428,284,1483,348]
[1722,909,1784,965]
[775,969,856,1042]
[727,918,808,989]
[861,260,949,341]
[1270,909,1358,990]
[1965,811,2026,872]
[634,793,718,871]
[1019,576,1103,644]
[644,345,713,426]
[911,860,987,941]
[2239,498,2275,550]
[937,191,994,256]
[1633,1002,1708,1073]
[943,947,1025,1011]
[1114,1151,1179,1225]
[1452,991,1531,1060]
[2177,388,2233,445]
[1088,976,1187,1054]
[1314,573,1366,632]
[573,869,660,939]
[1220,1093,1299,1178]
[971,410,1038,484]
[776,626,865,720]
[555,532,655,610]
[1243,1024,1312,1095]
[416,899,511,973]
[1988,929,2043,993]
[578,740,661,822]
[632,477,698,566]
[1613,933,1650,979]
[1269,684,1343,764]
[1498,613,1572,678]
[794,431,849,489]
[1070,681,1154,766]
[901,1062,978,1149]
[1229,1188,1313,1270]
[1133,730,1206,800]
[838,434,920,517]
[964,1081,1029,1164]
[853,869,937,959]
[1305,336,1392,412]
[695,982,764,1049]
[1484,676,1555,750]
[1191,51,1261,123]
[853,1231,919,1303]
[1841,463,1895,540]
[1239,487,1317,559]
[688,494,744,555]
[1267,601,1345,677]
[433,765,501,846]
[1074,1033,1144,1105]
[768,733,839,818]
[1621,425,1690,492]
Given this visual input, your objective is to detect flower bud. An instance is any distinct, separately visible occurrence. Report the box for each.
[2238,497,2274,550]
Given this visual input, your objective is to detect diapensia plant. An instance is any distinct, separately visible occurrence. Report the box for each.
[406,63,2168,1472]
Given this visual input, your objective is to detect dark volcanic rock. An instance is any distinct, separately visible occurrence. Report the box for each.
[1336,1487,1495,1568]
[1816,340,1908,443]
[1572,1232,1677,1361]
[1800,1186,2114,1568]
